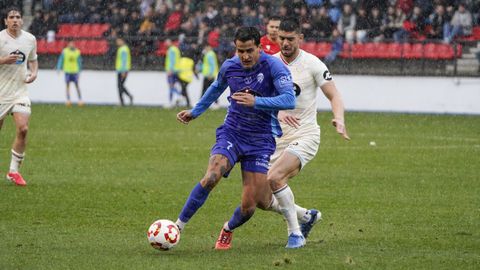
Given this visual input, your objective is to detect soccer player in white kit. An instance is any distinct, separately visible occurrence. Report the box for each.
[0,7,38,186]
[268,17,350,248]
[216,18,350,249]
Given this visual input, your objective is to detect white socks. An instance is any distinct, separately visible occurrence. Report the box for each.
[222,222,231,232]
[268,194,312,223]
[10,149,24,173]
[297,206,312,224]
[175,219,186,231]
[273,185,302,236]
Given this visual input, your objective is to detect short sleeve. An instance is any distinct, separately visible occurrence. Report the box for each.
[28,36,38,61]
[311,56,333,87]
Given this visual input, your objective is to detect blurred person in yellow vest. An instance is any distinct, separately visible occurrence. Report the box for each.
[56,41,83,106]
[164,38,181,107]
[115,37,133,106]
[200,43,219,109]
[177,51,197,108]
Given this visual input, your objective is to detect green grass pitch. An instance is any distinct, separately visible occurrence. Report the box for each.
[0,104,479,269]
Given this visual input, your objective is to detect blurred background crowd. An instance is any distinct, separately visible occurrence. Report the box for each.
[3,1,480,46]
[1,0,480,74]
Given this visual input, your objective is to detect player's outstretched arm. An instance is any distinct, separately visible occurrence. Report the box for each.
[321,81,350,140]
[332,118,350,140]
[25,60,38,84]
[177,110,194,124]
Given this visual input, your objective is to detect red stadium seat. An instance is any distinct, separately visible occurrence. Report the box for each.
[315,42,331,58]
[339,43,351,58]
[57,24,110,38]
[78,24,92,38]
[70,24,82,37]
[45,40,66,54]
[36,39,48,54]
[365,43,388,59]
[75,40,106,55]
[350,43,368,58]
[56,24,73,38]
[424,43,440,59]
[435,44,455,60]
[94,40,109,55]
[300,41,317,55]
[56,24,82,38]
[472,26,480,40]
[75,40,89,54]
[400,43,411,58]
[425,43,455,60]
[424,43,457,60]
[89,24,110,37]
[403,43,423,59]
[384,43,402,59]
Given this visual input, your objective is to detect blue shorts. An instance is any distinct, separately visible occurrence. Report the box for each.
[167,74,179,85]
[211,125,275,177]
[65,73,79,83]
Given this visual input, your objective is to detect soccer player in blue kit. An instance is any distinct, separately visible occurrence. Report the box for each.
[174,27,295,248]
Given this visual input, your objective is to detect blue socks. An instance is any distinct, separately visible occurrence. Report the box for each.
[178,183,210,223]
[227,206,254,231]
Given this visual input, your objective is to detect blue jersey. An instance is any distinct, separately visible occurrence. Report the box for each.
[191,52,295,137]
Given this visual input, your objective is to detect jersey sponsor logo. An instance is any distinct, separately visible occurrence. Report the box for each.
[244,76,253,85]
[323,70,332,81]
[266,45,271,51]
[257,73,264,83]
[279,75,292,86]
[10,50,25,64]
[293,83,301,96]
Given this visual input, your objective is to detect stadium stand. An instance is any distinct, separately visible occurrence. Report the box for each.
[2,1,479,74]
[56,23,110,38]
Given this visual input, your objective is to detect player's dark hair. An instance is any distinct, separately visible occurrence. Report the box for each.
[3,6,22,19]
[279,17,301,34]
[267,15,282,22]
[234,27,261,46]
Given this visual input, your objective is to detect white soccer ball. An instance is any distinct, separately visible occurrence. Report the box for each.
[147,219,181,251]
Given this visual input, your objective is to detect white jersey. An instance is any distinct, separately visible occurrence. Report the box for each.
[274,49,332,136]
[270,50,333,167]
[0,29,37,103]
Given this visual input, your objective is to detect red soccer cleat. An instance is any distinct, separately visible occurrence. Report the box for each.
[6,172,27,186]
[215,227,233,250]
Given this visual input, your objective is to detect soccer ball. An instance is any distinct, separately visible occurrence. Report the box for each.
[147,219,181,251]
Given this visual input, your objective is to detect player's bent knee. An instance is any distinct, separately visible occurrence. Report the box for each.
[256,198,271,210]
[17,125,28,137]
[200,171,222,190]
[267,171,287,190]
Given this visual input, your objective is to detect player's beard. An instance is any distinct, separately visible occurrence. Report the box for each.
[282,46,297,58]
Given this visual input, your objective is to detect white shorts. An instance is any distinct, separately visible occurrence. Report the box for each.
[271,126,320,169]
[0,97,31,121]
